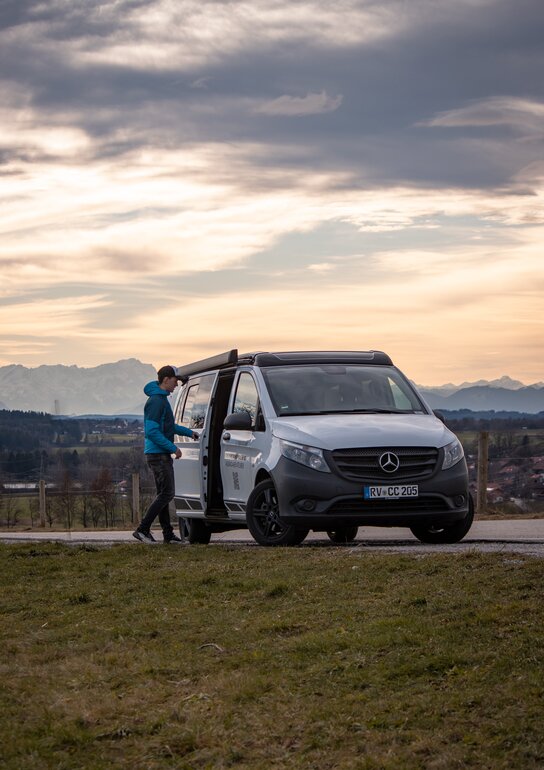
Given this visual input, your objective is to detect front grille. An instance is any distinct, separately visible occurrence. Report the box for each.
[328,497,450,515]
[330,446,439,481]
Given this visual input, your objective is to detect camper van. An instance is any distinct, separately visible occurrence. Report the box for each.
[171,350,473,546]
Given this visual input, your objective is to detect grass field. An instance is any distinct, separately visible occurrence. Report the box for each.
[1,544,543,769]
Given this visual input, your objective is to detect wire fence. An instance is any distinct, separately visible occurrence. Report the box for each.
[1,432,543,530]
[0,482,157,531]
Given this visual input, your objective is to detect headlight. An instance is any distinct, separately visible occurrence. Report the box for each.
[442,438,464,470]
[280,440,331,473]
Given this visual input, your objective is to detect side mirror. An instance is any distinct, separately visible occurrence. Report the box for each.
[434,410,446,424]
[223,410,253,431]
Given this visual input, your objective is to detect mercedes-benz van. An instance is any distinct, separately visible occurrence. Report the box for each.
[171,350,473,546]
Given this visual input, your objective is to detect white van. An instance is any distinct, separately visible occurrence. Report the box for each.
[172,350,473,546]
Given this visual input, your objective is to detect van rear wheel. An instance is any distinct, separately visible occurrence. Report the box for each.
[327,526,359,544]
[409,495,474,544]
[179,517,212,545]
[246,480,309,546]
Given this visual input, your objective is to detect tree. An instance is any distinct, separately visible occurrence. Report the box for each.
[0,490,22,528]
[50,469,78,529]
[91,468,116,527]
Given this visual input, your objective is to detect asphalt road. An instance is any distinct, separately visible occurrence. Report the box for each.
[2,520,544,556]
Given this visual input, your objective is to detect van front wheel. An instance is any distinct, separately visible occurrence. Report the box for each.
[246,480,309,546]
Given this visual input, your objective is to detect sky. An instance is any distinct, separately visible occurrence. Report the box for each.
[0,0,543,385]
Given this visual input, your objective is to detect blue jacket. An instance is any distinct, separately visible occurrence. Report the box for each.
[143,381,193,454]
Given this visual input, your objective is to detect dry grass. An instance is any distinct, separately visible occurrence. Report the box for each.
[1,543,543,769]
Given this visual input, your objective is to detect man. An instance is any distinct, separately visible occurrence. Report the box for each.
[133,365,198,544]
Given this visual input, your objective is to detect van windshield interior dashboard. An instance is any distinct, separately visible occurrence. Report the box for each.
[261,365,426,417]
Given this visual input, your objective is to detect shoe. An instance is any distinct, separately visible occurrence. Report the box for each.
[164,534,184,544]
[133,530,156,544]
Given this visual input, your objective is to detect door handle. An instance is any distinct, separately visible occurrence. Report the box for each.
[223,432,231,441]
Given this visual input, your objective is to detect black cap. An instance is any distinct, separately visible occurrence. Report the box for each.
[157,365,178,383]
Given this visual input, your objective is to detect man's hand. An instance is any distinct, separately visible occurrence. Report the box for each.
[192,431,199,441]
[174,448,182,459]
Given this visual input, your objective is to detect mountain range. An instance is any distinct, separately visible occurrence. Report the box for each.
[0,359,156,415]
[416,382,544,413]
[0,360,543,415]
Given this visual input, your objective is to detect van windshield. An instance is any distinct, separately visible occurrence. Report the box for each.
[261,365,426,417]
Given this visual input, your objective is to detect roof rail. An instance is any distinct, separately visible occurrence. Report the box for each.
[252,351,393,366]
[175,349,238,380]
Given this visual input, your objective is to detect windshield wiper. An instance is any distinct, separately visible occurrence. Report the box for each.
[277,411,326,416]
[278,408,417,416]
[337,408,417,414]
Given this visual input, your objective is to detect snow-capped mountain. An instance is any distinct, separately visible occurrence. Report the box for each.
[417,385,544,413]
[0,359,156,415]
[415,375,543,398]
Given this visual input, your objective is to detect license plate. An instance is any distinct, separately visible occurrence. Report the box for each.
[364,485,419,499]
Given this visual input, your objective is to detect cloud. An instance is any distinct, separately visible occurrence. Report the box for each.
[0,294,110,338]
[256,91,343,117]
[422,97,544,137]
[2,0,543,193]
[1,133,543,302]
[308,262,335,273]
[1,0,409,73]
[0,119,90,159]
[190,76,212,89]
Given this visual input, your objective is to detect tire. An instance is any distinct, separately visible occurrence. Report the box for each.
[179,517,212,545]
[327,525,359,544]
[246,480,309,546]
[409,494,474,544]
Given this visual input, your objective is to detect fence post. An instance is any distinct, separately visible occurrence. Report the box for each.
[132,473,140,524]
[39,480,46,528]
[477,431,489,515]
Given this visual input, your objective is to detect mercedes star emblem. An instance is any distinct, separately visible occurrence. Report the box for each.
[379,451,400,473]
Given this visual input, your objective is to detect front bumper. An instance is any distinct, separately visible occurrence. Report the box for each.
[271,455,470,529]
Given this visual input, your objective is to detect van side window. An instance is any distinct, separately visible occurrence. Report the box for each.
[232,373,259,425]
[180,375,216,430]
[174,384,187,422]
[180,385,198,427]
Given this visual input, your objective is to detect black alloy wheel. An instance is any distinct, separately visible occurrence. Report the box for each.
[326,525,359,544]
[246,479,309,546]
[409,494,474,544]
